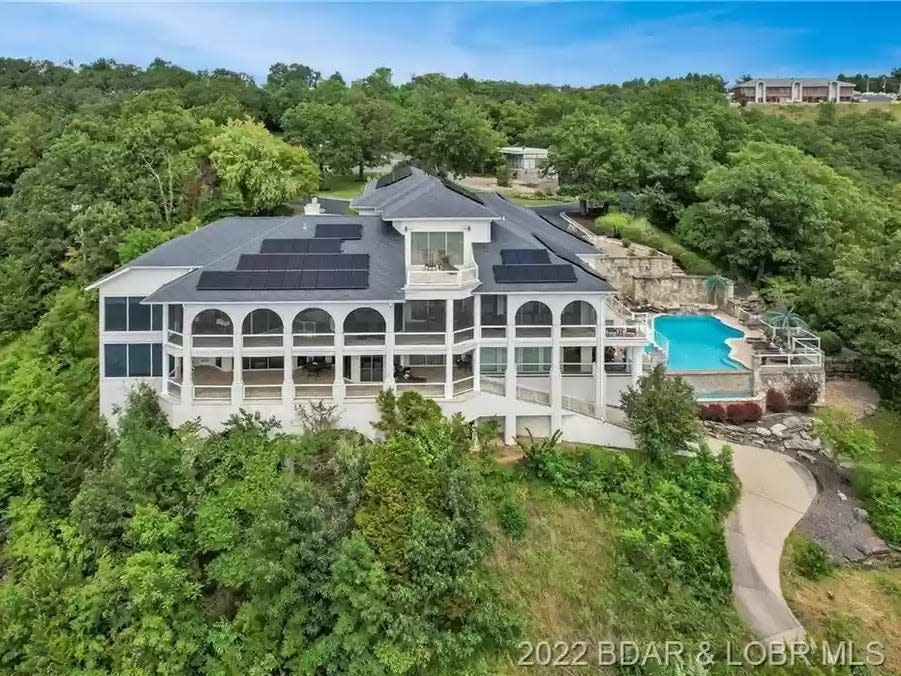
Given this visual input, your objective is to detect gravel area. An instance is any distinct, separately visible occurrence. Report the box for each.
[705,412,898,566]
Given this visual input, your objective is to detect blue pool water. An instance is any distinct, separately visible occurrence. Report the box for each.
[653,315,743,371]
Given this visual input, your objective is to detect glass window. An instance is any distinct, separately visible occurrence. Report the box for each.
[242,356,284,370]
[480,347,506,374]
[104,297,128,332]
[128,344,152,377]
[410,231,465,267]
[517,347,552,374]
[104,344,127,377]
[151,305,163,331]
[151,343,163,377]
[168,304,183,333]
[128,297,152,331]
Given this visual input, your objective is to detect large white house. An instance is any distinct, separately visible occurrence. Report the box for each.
[89,168,657,445]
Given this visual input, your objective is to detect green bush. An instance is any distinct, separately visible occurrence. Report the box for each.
[498,498,528,539]
[495,164,512,187]
[818,330,843,355]
[593,214,717,275]
[866,470,901,545]
[792,538,834,580]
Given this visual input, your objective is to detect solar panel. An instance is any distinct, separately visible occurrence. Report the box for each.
[315,223,363,240]
[259,238,342,254]
[439,177,484,205]
[492,264,577,284]
[237,253,369,271]
[500,249,551,265]
[197,270,369,290]
[375,165,413,189]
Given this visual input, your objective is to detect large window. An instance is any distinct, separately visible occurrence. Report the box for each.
[516,347,552,375]
[104,343,163,377]
[410,231,464,267]
[104,296,162,332]
[242,356,284,370]
[480,347,506,375]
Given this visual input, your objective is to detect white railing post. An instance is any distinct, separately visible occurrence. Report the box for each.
[384,305,396,389]
[231,328,243,406]
[445,299,454,398]
[282,313,293,405]
[473,295,482,392]
[505,300,516,399]
[181,307,195,404]
[333,323,345,405]
[550,321,562,432]
[596,298,606,418]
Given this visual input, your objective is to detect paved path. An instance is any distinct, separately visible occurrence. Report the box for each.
[708,438,818,644]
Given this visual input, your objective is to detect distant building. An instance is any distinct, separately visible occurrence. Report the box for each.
[731,78,854,104]
[499,146,549,179]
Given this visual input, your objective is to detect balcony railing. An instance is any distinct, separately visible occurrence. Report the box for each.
[480,377,505,396]
[395,331,445,346]
[561,324,596,339]
[192,334,233,348]
[453,327,475,343]
[344,332,385,346]
[244,384,282,400]
[452,376,475,396]
[193,385,231,400]
[515,324,552,338]
[295,384,334,399]
[407,265,478,288]
[480,326,506,339]
[293,332,335,347]
[243,334,283,348]
[167,330,183,346]
[396,382,445,396]
[344,382,384,398]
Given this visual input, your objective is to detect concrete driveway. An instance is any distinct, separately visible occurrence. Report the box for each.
[708,438,818,644]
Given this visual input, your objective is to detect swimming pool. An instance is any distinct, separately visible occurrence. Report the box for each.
[653,314,743,371]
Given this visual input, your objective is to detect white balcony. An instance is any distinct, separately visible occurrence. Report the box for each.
[406,264,478,288]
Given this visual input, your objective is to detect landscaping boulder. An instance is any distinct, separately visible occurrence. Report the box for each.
[781,416,806,432]
[755,427,772,437]
[770,423,786,437]
[784,434,821,452]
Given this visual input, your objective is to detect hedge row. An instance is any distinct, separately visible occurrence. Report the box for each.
[594,213,718,276]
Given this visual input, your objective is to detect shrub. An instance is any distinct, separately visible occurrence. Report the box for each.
[765,388,789,413]
[726,401,763,425]
[785,372,821,411]
[699,403,727,421]
[495,164,511,187]
[622,364,703,461]
[621,238,632,248]
[792,537,834,580]
[866,470,901,546]
[817,330,843,356]
[497,498,527,539]
[814,408,878,465]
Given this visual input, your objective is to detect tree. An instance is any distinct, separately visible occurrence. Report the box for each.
[704,272,731,306]
[621,364,703,461]
[676,141,882,280]
[281,101,363,177]
[396,92,502,176]
[210,118,318,214]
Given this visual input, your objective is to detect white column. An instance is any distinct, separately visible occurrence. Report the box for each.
[630,345,642,388]
[445,299,454,398]
[384,304,395,389]
[282,314,294,404]
[231,328,243,405]
[504,414,516,445]
[550,321,562,432]
[595,299,606,418]
[333,322,345,405]
[505,299,516,400]
[473,295,482,393]
[181,307,194,404]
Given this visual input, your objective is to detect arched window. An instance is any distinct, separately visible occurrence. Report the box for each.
[344,308,386,334]
[293,308,335,335]
[242,309,283,335]
[515,301,552,326]
[192,309,233,335]
[561,300,597,326]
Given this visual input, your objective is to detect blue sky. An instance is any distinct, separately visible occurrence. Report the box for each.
[1,2,899,86]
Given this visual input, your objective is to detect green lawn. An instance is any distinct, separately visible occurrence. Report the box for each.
[866,408,901,464]
[316,173,372,199]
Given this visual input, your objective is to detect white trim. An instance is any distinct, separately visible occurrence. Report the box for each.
[86,265,196,290]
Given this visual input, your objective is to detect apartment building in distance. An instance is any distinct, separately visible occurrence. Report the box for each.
[731,78,855,103]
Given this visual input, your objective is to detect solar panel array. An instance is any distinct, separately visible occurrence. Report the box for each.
[375,165,413,189]
[315,223,363,240]
[198,270,369,290]
[493,264,577,284]
[260,238,342,254]
[500,249,551,265]
[237,253,369,271]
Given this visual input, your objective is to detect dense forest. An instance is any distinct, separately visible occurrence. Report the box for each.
[0,56,900,672]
